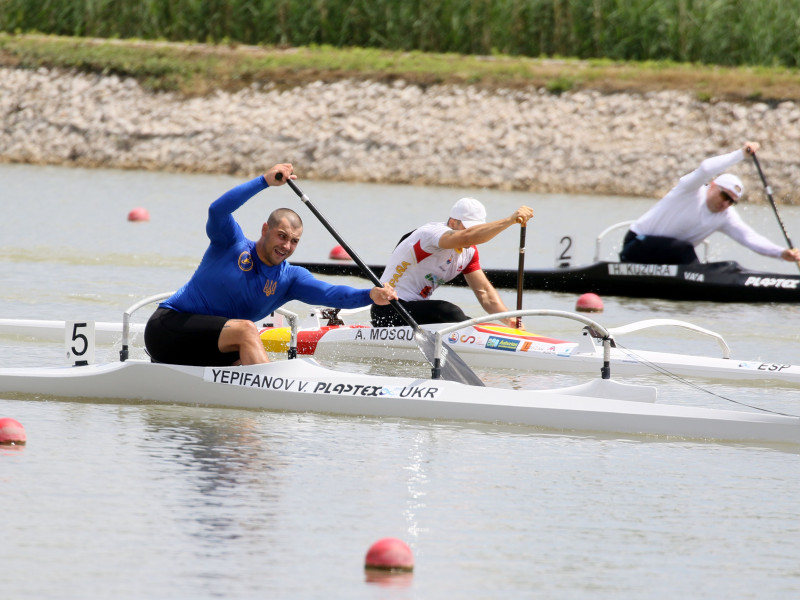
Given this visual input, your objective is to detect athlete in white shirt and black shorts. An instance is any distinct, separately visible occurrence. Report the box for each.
[620,142,800,265]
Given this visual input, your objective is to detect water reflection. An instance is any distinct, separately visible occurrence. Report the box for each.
[364,568,414,588]
[141,407,285,547]
[0,443,26,455]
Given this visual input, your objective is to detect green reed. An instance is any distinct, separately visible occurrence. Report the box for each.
[2,0,799,68]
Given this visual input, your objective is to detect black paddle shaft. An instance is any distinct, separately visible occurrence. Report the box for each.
[283,178,421,328]
[752,153,795,249]
[278,175,485,386]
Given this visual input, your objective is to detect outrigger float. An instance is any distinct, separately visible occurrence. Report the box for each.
[0,294,798,445]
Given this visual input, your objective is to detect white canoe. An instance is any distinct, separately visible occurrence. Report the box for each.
[2,296,798,444]
[258,308,800,387]
[0,357,798,445]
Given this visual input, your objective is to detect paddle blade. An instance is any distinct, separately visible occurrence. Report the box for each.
[415,329,485,387]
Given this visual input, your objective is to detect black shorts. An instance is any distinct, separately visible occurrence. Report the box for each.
[144,307,240,366]
[619,230,699,265]
[370,300,470,327]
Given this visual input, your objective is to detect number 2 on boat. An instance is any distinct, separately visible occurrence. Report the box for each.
[557,236,573,268]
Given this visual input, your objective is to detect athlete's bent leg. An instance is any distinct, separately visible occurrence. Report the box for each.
[218,319,269,365]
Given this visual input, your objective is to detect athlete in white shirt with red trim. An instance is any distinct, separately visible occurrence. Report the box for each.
[620,142,800,264]
[372,197,533,329]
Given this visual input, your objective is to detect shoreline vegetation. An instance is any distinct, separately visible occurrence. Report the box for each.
[3,34,800,102]
[3,0,800,72]
[2,33,800,202]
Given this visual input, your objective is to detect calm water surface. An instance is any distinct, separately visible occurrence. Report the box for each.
[1,164,799,599]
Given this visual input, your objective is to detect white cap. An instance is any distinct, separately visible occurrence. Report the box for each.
[449,197,486,228]
[714,173,744,201]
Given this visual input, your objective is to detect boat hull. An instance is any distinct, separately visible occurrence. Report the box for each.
[516,261,800,303]
[0,358,798,445]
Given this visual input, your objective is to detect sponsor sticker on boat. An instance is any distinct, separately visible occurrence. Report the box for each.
[447,332,478,345]
[743,276,799,289]
[620,352,642,364]
[205,368,441,398]
[518,340,577,355]
[485,336,521,352]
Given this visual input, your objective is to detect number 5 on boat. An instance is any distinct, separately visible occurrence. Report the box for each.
[65,321,95,366]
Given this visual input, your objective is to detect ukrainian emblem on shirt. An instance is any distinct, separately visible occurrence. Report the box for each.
[263,279,277,297]
[238,251,254,272]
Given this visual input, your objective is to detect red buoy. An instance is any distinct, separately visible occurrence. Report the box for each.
[329,245,351,260]
[575,292,604,313]
[127,207,150,222]
[365,538,414,571]
[0,417,27,445]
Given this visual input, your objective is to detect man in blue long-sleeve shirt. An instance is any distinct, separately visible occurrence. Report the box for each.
[145,163,396,366]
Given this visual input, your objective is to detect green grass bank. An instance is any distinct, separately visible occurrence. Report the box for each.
[2,33,800,103]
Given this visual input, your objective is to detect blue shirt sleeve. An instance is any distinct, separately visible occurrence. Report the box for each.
[288,267,373,309]
[206,176,268,244]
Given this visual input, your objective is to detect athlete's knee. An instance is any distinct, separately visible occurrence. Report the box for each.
[223,319,260,342]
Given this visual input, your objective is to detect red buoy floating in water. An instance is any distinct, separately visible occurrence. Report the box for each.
[127,207,150,222]
[329,245,351,260]
[365,538,414,571]
[0,417,27,445]
[575,292,604,313]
